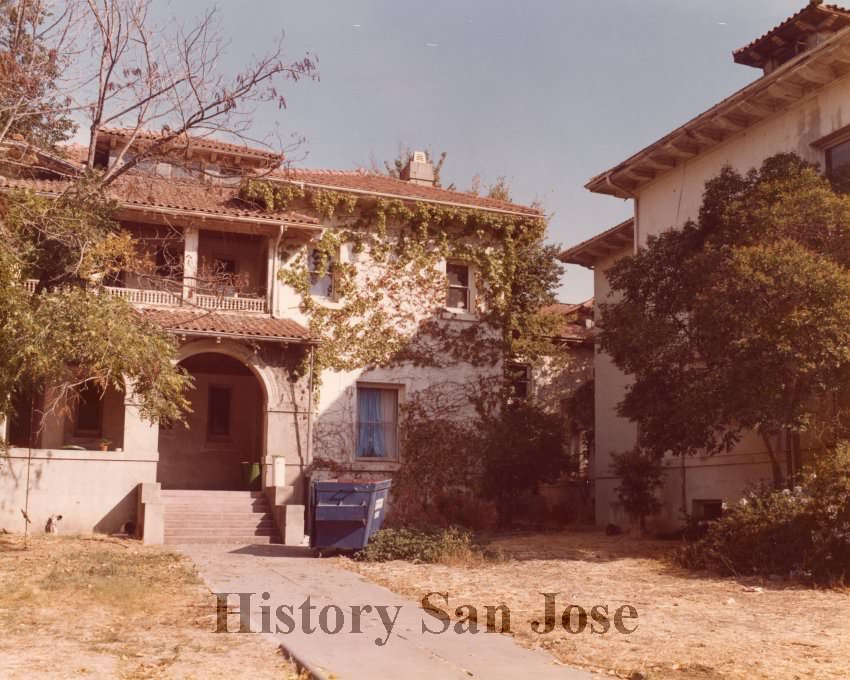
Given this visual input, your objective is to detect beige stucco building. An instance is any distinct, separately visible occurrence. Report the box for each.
[562,1,850,528]
[0,131,541,543]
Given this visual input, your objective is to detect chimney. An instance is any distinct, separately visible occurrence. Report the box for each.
[400,151,435,186]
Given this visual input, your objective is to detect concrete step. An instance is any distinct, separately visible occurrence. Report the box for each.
[162,498,269,508]
[161,490,266,498]
[165,512,274,527]
[164,534,281,545]
[165,517,277,529]
[165,527,279,539]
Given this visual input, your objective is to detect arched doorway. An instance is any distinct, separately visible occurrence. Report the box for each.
[157,352,265,490]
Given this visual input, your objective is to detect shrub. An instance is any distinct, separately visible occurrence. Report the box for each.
[354,527,479,564]
[678,446,850,584]
[611,448,663,532]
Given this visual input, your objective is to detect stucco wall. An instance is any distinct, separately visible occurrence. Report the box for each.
[592,70,850,528]
[0,448,157,534]
[157,371,263,490]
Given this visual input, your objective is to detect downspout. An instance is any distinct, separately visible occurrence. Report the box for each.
[303,344,316,515]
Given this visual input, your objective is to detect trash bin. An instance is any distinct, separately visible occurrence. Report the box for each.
[310,479,391,553]
[241,461,261,490]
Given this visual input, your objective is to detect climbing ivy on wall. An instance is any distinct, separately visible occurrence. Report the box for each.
[239,179,565,381]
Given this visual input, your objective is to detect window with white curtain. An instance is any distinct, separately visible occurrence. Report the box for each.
[355,385,399,458]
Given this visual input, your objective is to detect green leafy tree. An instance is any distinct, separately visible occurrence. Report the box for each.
[611,448,663,532]
[0,183,191,436]
[600,154,850,487]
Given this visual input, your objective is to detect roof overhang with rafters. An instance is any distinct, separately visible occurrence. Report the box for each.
[586,23,850,198]
[559,219,634,268]
[733,2,850,70]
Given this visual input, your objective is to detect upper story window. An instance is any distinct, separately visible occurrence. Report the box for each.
[506,361,532,401]
[355,385,399,459]
[308,248,336,299]
[446,262,471,311]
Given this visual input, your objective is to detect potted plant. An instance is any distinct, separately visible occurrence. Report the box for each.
[98,439,111,452]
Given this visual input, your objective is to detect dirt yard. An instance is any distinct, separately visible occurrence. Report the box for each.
[344,530,850,680]
[0,533,303,679]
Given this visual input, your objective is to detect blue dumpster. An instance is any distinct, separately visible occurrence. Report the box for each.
[310,479,391,553]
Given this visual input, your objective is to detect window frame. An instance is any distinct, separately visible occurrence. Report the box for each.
[445,260,472,312]
[354,383,401,461]
[506,360,533,401]
[307,246,338,300]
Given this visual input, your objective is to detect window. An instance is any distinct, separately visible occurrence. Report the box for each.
[692,499,724,521]
[826,138,850,190]
[446,262,470,310]
[827,138,850,174]
[308,248,335,298]
[356,386,399,458]
[75,382,103,436]
[207,385,231,438]
[506,361,532,400]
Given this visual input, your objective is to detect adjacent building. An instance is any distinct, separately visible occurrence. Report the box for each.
[562,1,850,528]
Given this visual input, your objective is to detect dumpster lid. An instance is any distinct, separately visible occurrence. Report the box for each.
[313,478,392,491]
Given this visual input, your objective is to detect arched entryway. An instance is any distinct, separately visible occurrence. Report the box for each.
[157,351,265,490]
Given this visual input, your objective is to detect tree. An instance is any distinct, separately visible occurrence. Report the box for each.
[600,154,850,487]
[0,0,317,182]
[478,400,570,525]
[0,182,191,431]
[611,448,662,532]
[0,0,77,148]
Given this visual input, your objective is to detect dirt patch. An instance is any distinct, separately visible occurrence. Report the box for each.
[343,530,850,679]
[0,534,304,679]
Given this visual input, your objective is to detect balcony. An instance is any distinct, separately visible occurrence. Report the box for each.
[23,279,268,313]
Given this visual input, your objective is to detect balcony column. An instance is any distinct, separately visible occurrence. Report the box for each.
[182,226,199,302]
[267,234,278,316]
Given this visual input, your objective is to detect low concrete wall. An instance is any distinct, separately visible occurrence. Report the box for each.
[0,447,157,535]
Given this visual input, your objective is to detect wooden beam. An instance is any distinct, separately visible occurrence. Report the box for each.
[797,64,834,85]
[767,81,804,101]
[735,100,774,118]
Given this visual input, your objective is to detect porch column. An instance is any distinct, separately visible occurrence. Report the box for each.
[123,382,159,455]
[266,235,277,316]
[182,226,199,301]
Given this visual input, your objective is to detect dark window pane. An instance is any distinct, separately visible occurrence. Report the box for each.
[446,263,468,287]
[828,139,850,172]
[447,287,469,309]
[76,382,103,435]
[208,386,231,437]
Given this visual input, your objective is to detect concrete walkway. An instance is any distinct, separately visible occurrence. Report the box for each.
[181,544,596,680]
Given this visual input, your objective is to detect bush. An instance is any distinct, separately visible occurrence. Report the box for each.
[677,446,850,584]
[611,448,663,532]
[354,527,479,564]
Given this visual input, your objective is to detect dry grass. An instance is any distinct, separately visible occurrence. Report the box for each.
[0,533,305,679]
[344,529,850,680]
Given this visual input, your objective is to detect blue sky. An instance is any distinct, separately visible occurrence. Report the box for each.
[163,0,805,301]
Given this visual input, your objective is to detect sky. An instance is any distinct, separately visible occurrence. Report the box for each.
[157,0,807,301]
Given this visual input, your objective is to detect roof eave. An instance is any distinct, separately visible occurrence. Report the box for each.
[586,26,850,197]
[274,176,543,219]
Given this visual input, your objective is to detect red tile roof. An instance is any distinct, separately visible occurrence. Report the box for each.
[0,175,318,226]
[141,308,312,342]
[99,128,282,160]
[733,2,850,69]
[541,299,594,342]
[275,168,541,216]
